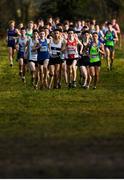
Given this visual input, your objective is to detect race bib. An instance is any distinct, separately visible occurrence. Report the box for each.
[40,46,48,52]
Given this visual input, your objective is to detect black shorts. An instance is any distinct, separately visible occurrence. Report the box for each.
[89,61,101,67]
[66,59,78,66]
[105,45,115,52]
[17,56,28,64]
[17,52,25,59]
[38,59,49,65]
[78,56,90,67]
[49,58,62,65]
[29,60,38,66]
[8,43,16,49]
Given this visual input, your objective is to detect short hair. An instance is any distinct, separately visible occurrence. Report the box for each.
[69,25,75,29]
[82,30,90,35]
[28,21,34,24]
[83,26,88,29]
[8,20,15,25]
[48,15,52,19]
[45,22,52,26]
[39,29,45,33]
[21,27,26,31]
[55,17,60,20]
[43,26,49,30]
[107,22,112,26]
[92,32,98,35]
[56,23,63,27]
[54,28,62,33]
[68,28,75,33]
[33,29,39,33]
[63,30,68,33]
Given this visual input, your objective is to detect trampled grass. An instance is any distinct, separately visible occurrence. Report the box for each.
[0,40,124,178]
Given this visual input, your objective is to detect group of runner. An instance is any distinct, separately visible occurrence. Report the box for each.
[7,17,120,89]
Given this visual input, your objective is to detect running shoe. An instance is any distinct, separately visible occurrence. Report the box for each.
[93,86,96,89]
[58,82,61,89]
[68,83,72,88]
[72,81,77,88]
[22,76,26,83]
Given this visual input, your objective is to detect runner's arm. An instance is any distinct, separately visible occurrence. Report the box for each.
[113,30,118,42]
[99,44,105,55]
[15,37,19,51]
[61,39,67,53]
[78,39,83,54]
[116,24,121,34]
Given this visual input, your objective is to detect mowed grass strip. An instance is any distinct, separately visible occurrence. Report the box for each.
[0,40,124,178]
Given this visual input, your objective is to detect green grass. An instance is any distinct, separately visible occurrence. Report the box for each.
[0,40,124,178]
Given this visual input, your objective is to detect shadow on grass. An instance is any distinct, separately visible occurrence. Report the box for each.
[0,135,124,178]
[0,110,124,178]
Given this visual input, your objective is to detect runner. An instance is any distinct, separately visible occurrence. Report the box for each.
[66,28,83,88]
[104,22,118,71]
[74,20,82,38]
[55,24,68,87]
[7,20,20,67]
[43,27,50,39]
[16,27,28,83]
[112,19,121,48]
[56,23,63,32]
[28,29,39,88]
[95,24,104,43]
[26,21,34,38]
[79,30,91,89]
[89,32,104,89]
[92,19,96,26]
[90,23,96,34]
[33,23,38,30]
[81,20,85,28]
[45,23,53,33]
[49,29,66,89]
[63,22,70,32]
[53,17,61,30]
[101,21,108,35]
[37,19,44,30]
[60,30,69,86]
[37,29,50,89]
[18,23,24,33]
[47,16,54,26]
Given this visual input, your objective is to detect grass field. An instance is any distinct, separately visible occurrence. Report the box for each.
[0,39,124,178]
